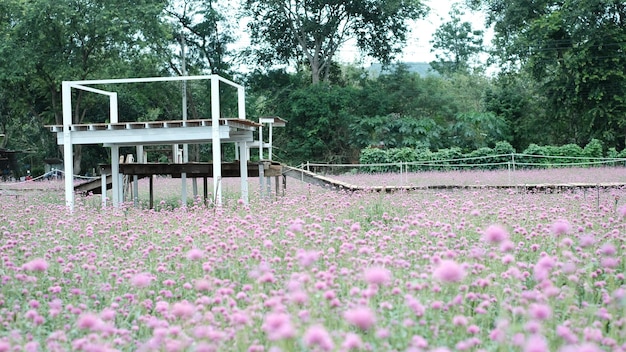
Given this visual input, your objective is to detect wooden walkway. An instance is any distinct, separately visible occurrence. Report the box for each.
[281,166,626,193]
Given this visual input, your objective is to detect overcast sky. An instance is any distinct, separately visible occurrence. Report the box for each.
[228,0,491,70]
[336,0,491,66]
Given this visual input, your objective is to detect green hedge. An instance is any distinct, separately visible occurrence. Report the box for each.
[358,139,626,172]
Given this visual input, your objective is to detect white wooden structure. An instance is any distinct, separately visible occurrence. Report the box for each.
[50,75,253,211]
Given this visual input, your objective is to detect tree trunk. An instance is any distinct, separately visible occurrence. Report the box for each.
[73,145,82,175]
[311,62,321,84]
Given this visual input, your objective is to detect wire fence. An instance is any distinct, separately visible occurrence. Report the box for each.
[297,154,626,187]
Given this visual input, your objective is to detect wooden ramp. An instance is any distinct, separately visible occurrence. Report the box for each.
[74,175,113,195]
[282,166,626,193]
[282,166,359,191]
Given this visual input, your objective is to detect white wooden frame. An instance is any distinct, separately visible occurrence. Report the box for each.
[58,75,247,211]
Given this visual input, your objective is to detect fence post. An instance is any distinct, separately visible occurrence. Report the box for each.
[507,162,511,185]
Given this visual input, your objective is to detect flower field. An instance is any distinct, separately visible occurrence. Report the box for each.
[1,170,626,351]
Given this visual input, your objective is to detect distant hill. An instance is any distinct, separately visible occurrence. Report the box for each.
[367,62,438,77]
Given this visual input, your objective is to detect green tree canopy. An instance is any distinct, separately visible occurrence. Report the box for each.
[430,6,484,76]
[242,0,428,84]
[471,0,626,147]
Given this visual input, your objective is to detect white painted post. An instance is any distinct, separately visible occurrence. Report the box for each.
[101,171,106,208]
[110,93,118,123]
[259,125,263,160]
[211,75,222,205]
[111,145,120,206]
[238,87,246,120]
[62,82,74,211]
[268,123,273,160]
[240,141,249,204]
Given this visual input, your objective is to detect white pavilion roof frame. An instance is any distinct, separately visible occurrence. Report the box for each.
[60,74,247,211]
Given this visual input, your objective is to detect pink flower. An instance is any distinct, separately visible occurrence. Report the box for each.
[483,225,509,244]
[579,235,594,247]
[344,306,376,330]
[171,301,195,320]
[551,219,571,235]
[618,204,626,217]
[130,273,152,288]
[433,260,466,283]
[288,219,304,233]
[186,248,204,260]
[262,312,295,341]
[599,243,616,256]
[524,334,548,352]
[100,308,116,321]
[303,325,334,351]
[23,258,48,272]
[0,341,10,352]
[363,267,391,286]
[529,303,552,321]
[342,333,363,350]
[76,313,102,330]
[453,315,468,326]
[297,250,319,267]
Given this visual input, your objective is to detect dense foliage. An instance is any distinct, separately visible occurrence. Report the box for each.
[0,0,624,174]
[358,139,625,173]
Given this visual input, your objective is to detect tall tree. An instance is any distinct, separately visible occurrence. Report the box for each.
[165,0,235,75]
[0,0,172,173]
[470,0,626,147]
[243,0,428,84]
[430,6,484,76]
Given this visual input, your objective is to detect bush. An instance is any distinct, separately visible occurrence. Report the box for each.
[358,140,621,172]
[583,139,603,158]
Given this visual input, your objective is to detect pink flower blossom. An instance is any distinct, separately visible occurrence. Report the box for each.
[551,219,571,235]
[171,301,195,320]
[130,272,152,288]
[303,325,334,351]
[433,260,466,283]
[194,279,211,291]
[342,332,363,350]
[363,267,391,286]
[599,243,616,256]
[23,258,48,272]
[297,250,319,267]
[483,225,509,244]
[186,248,204,260]
[262,312,295,341]
[76,313,102,330]
[344,306,376,330]
[529,303,552,321]
[524,334,549,352]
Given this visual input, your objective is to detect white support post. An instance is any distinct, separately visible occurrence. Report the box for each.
[62,82,74,211]
[110,93,118,123]
[268,123,273,160]
[259,126,263,161]
[135,145,143,208]
[211,75,222,206]
[239,142,249,204]
[238,87,246,120]
[101,172,107,208]
[111,145,120,206]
